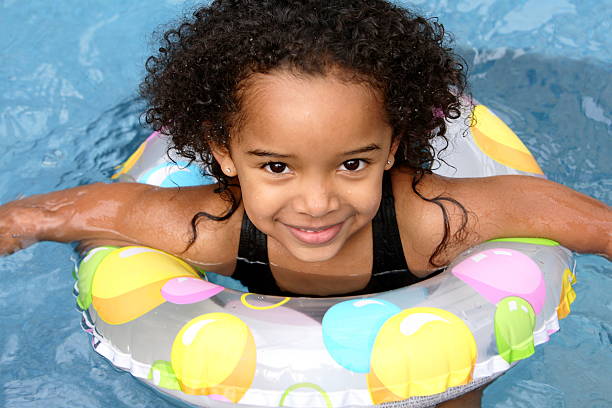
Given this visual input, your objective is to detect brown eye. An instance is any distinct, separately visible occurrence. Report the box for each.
[264,162,288,173]
[342,159,365,171]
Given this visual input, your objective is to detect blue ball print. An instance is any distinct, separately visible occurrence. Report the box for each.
[322,299,401,373]
[138,162,215,187]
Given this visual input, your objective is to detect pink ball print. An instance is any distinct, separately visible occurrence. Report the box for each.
[161,277,224,304]
[452,248,545,313]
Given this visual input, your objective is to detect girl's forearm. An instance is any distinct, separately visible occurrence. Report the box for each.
[481,176,612,259]
[0,182,153,253]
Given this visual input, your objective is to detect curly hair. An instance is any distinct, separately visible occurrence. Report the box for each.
[140,0,469,267]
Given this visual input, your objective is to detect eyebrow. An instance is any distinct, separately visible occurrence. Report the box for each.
[246,143,381,158]
[246,149,293,159]
[342,143,381,156]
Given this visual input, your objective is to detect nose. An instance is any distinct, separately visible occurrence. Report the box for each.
[292,176,340,217]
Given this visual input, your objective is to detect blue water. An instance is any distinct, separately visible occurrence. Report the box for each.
[1,1,610,407]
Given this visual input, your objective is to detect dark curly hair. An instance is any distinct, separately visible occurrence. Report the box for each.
[140,0,469,267]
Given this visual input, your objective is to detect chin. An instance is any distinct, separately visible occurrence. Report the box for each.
[288,244,343,263]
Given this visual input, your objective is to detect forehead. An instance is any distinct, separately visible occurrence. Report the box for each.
[232,71,391,150]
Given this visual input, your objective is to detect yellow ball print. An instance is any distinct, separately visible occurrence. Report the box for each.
[557,268,577,320]
[471,105,544,175]
[91,246,198,325]
[368,308,477,403]
[171,313,256,403]
[111,138,149,179]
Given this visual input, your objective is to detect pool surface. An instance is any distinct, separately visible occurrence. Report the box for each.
[1,1,610,407]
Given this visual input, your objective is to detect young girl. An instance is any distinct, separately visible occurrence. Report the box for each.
[0,0,610,406]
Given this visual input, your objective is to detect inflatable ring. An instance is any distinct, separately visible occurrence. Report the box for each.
[76,104,575,407]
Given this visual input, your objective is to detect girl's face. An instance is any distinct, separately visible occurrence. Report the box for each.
[213,71,398,263]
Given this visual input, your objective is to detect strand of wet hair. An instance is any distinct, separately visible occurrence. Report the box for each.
[410,171,469,268]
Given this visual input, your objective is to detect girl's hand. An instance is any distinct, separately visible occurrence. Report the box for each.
[0,200,49,255]
[0,183,122,256]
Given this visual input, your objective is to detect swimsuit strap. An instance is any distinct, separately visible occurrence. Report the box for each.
[359,171,421,293]
[234,212,285,294]
[372,171,409,271]
[238,212,268,264]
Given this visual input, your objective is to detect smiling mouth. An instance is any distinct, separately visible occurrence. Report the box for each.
[284,222,345,245]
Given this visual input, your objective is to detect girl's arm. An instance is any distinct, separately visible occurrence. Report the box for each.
[451,175,611,259]
[401,174,611,270]
[0,183,237,265]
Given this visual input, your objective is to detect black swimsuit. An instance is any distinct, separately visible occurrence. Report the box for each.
[232,172,426,296]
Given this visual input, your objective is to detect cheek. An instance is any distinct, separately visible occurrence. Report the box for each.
[343,180,383,219]
[239,179,286,226]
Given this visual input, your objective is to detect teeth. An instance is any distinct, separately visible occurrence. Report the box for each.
[297,226,329,232]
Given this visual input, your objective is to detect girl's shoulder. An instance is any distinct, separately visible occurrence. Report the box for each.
[389,170,503,273]
[157,183,244,275]
[389,170,455,274]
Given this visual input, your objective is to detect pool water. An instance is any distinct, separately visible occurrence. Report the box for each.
[1,1,610,407]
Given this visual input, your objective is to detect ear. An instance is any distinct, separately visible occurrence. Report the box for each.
[210,142,238,177]
[385,137,400,170]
